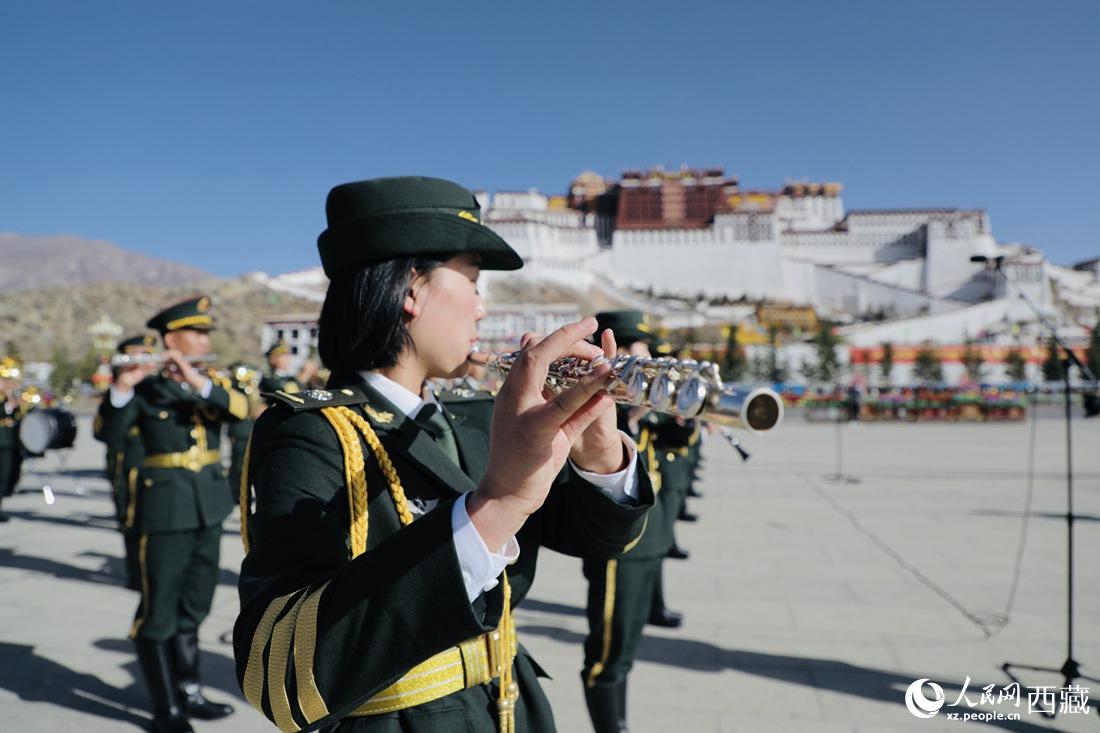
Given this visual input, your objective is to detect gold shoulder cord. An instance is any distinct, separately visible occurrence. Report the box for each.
[240,434,253,553]
[240,404,517,732]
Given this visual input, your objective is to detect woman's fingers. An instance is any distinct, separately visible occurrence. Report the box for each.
[505,318,598,400]
[537,357,612,429]
[600,328,616,359]
[558,391,615,444]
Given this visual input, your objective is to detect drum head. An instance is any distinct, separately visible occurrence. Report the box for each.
[19,410,52,455]
[19,408,78,455]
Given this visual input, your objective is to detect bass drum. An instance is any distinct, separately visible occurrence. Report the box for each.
[19,408,78,456]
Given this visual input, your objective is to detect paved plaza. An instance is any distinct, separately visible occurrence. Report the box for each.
[0,408,1097,732]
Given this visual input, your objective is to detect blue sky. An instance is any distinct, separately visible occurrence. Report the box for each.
[2,1,1097,277]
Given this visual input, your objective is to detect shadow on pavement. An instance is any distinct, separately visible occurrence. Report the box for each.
[93,637,245,703]
[519,598,587,618]
[0,547,123,587]
[0,545,240,589]
[970,509,1100,523]
[518,625,1063,733]
[0,641,149,729]
[2,508,119,532]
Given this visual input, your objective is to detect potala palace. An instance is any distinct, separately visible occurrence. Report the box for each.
[256,166,1099,384]
[475,168,1099,381]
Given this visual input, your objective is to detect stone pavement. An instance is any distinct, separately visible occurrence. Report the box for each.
[0,408,1097,732]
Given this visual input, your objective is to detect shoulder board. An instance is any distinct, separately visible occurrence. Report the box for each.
[438,387,494,403]
[262,386,368,412]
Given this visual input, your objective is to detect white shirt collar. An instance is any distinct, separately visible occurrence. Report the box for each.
[361,371,437,419]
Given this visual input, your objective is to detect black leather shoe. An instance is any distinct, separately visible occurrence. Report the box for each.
[133,640,194,733]
[171,632,234,720]
[678,510,698,522]
[686,486,703,498]
[667,545,690,560]
[647,607,683,628]
[180,684,234,720]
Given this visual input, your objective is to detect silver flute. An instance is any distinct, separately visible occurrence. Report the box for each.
[109,353,218,367]
[473,352,783,434]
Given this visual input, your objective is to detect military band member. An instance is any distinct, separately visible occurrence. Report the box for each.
[97,296,248,733]
[94,333,157,589]
[235,176,653,733]
[580,311,685,733]
[0,355,24,522]
[258,339,318,402]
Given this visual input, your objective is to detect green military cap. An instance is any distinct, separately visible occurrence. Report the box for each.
[117,334,157,354]
[265,340,290,359]
[146,296,216,334]
[595,310,656,346]
[317,176,523,277]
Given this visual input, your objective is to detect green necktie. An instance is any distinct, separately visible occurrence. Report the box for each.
[416,403,461,467]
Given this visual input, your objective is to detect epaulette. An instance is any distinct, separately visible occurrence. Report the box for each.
[263,386,369,412]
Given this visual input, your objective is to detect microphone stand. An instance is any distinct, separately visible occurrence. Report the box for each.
[981,256,1099,717]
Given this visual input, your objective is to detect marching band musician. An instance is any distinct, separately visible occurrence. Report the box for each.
[259,339,318,403]
[93,333,158,590]
[96,296,248,733]
[579,310,685,733]
[0,355,24,523]
[235,176,654,733]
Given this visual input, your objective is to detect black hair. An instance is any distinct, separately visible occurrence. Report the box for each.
[318,256,444,383]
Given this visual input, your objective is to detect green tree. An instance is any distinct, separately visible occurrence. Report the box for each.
[961,338,984,383]
[49,345,75,393]
[1005,349,1028,382]
[1087,321,1100,379]
[1042,335,1064,382]
[720,324,747,382]
[912,344,944,383]
[75,347,102,387]
[751,326,788,383]
[807,320,841,383]
[879,342,895,385]
[4,340,19,360]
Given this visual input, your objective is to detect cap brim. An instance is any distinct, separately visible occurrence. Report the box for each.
[319,211,523,277]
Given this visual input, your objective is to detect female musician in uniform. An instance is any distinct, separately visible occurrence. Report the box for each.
[235,176,654,732]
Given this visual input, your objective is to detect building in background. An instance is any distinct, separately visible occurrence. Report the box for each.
[261,313,319,372]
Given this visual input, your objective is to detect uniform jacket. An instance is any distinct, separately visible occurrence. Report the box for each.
[96,372,248,533]
[234,378,654,732]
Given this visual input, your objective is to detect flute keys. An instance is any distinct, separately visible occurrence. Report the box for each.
[649,372,674,411]
[674,376,708,417]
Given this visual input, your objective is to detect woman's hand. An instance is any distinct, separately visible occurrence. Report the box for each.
[564,326,628,474]
[468,317,616,549]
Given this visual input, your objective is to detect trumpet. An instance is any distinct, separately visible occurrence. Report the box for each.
[110,353,219,367]
[472,351,783,434]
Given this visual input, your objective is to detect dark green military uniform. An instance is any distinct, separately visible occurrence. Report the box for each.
[578,311,685,733]
[581,411,670,662]
[96,297,246,732]
[95,334,156,589]
[236,378,652,733]
[259,341,305,406]
[225,363,262,504]
[0,356,26,521]
[98,368,246,637]
[234,176,655,733]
